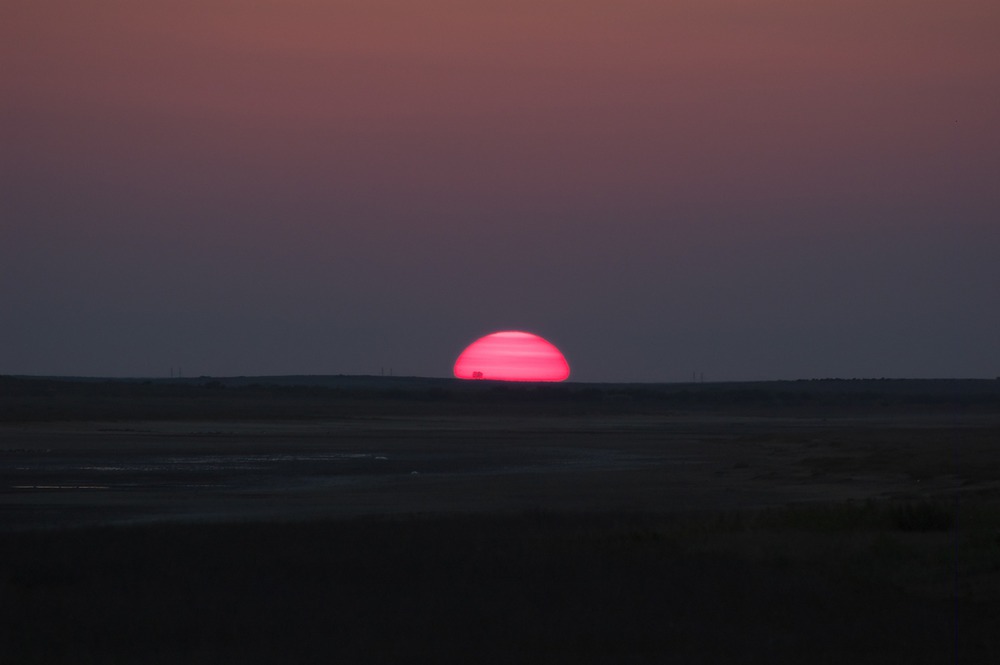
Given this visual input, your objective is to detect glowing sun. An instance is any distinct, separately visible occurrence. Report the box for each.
[453,331,570,382]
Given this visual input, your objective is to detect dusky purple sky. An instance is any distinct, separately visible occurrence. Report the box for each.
[3,1,998,382]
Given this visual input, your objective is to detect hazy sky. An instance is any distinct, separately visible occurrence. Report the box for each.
[3,1,998,382]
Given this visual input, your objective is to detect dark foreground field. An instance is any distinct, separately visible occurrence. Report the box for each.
[1,376,999,663]
[3,507,999,664]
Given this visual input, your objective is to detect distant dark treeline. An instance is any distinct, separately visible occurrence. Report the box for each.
[2,375,999,422]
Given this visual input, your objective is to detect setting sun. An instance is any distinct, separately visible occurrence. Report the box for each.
[453,331,570,382]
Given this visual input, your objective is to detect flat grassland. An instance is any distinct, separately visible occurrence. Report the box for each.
[2,377,999,663]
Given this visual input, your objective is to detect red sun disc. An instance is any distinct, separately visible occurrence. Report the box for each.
[453,331,570,382]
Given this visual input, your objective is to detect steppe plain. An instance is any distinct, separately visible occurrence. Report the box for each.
[2,376,999,663]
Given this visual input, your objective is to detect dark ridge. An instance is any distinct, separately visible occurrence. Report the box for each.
[2,374,999,422]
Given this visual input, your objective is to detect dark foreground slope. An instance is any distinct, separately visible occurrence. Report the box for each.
[2,508,998,664]
[1,376,998,663]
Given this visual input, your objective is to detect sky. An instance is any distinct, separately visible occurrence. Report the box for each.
[3,1,998,382]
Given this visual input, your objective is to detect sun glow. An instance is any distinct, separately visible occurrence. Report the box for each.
[453,331,570,382]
